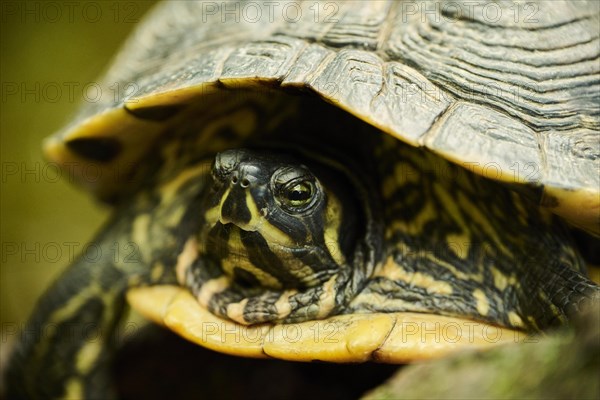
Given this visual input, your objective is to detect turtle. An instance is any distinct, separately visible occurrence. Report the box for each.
[5,0,600,399]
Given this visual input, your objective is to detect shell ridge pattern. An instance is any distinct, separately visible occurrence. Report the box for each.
[385,1,599,131]
[45,1,599,227]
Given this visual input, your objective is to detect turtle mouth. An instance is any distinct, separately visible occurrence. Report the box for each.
[214,185,264,233]
[212,222,310,255]
[206,198,302,250]
[216,219,293,247]
[220,219,260,232]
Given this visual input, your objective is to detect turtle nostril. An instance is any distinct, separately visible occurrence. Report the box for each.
[231,175,238,184]
[241,178,250,188]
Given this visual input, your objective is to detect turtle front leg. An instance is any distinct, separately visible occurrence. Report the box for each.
[4,234,195,399]
[180,254,356,325]
[5,237,135,400]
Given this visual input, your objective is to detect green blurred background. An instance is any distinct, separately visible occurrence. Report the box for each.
[1,0,157,355]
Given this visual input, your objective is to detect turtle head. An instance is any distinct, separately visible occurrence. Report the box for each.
[211,149,326,241]
[201,148,362,290]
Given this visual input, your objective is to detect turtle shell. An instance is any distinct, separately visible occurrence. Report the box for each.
[8,0,595,374]
[45,0,600,234]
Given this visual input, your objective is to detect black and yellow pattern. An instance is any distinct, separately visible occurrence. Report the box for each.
[7,89,600,399]
[351,136,593,331]
[180,147,376,324]
[7,88,599,400]
[6,0,600,398]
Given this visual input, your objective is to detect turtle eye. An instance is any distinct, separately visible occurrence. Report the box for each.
[282,181,314,208]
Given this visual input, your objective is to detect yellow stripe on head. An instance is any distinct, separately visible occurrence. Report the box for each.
[323,189,346,266]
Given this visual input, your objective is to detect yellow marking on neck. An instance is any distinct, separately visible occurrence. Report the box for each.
[432,182,467,230]
[151,262,165,282]
[204,204,221,226]
[257,222,296,247]
[423,251,483,283]
[317,275,338,318]
[526,316,541,331]
[382,161,420,199]
[164,204,187,228]
[508,311,525,328]
[274,290,295,319]
[132,213,151,262]
[222,227,282,288]
[49,284,102,323]
[175,237,200,285]
[226,298,249,325]
[457,191,512,258]
[323,190,346,266]
[473,289,490,316]
[63,379,84,400]
[491,267,517,291]
[243,191,295,247]
[197,276,230,307]
[387,199,436,237]
[377,256,453,295]
[213,187,232,224]
[210,189,295,248]
[537,290,563,322]
[249,193,322,285]
[447,233,471,259]
[244,190,262,226]
[75,340,103,375]
[264,242,318,286]
[349,291,418,311]
[431,184,491,271]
